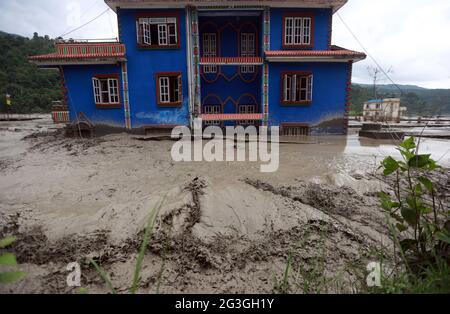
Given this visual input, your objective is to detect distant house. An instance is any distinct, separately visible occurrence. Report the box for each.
[29,0,365,135]
[363,98,407,123]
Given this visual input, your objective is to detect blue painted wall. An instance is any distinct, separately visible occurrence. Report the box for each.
[118,8,190,128]
[63,64,124,127]
[270,8,331,51]
[199,15,262,118]
[60,7,351,135]
[268,62,350,134]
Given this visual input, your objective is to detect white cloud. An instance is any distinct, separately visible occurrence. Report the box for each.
[0,0,117,39]
[1,0,449,88]
[334,0,450,88]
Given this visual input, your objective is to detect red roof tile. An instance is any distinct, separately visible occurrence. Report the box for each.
[201,113,264,121]
[29,42,126,62]
[200,57,264,65]
[265,46,366,60]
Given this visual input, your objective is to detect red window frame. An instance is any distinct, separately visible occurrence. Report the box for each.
[280,71,313,106]
[156,72,183,107]
[92,73,122,109]
[282,12,314,49]
[136,12,181,49]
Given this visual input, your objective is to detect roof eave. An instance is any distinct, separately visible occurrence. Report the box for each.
[29,57,127,67]
[105,0,348,13]
[266,56,366,63]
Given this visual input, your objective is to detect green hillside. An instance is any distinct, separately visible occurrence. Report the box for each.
[0,31,61,113]
[0,30,449,115]
[349,84,450,116]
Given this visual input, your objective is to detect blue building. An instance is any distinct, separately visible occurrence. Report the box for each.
[30,0,365,135]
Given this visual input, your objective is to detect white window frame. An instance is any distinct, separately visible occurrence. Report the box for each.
[158,74,182,105]
[202,33,217,74]
[158,24,168,46]
[92,77,120,105]
[159,76,170,103]
[92,78,101,104]
[240,33,255,74]
[238,104,257,125]
[137,17,178,47]
[283,73,313,103]
[108,79,119,104]
[142,22,151,45]
[284,16,312,46]
[203,105,221,126]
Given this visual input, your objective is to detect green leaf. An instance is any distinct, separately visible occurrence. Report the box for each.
[398,148,414,161]
[427,159,438,171]
[418,177,434,193]
[401,207,419,227]
[400,137,416,150]
[435,231,450,244]
[0,253,17,266]
[0,271,25,284]
[379,192,395,211]
[0,236,16,249]
[413,183,423,196]
[406,195,419,210]
[408,154,431,168]
[396,223,408,232]
[419,206,433,215]
[381,156,399,176]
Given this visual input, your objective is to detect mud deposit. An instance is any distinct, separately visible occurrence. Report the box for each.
[1,117,448,294]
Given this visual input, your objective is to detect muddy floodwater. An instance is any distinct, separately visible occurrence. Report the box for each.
[0,115,449,293]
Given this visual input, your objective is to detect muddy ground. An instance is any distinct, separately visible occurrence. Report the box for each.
[0,116,449,294]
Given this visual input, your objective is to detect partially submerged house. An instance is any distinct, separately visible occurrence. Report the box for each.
[29,0,366,135]
[363,98,407,123]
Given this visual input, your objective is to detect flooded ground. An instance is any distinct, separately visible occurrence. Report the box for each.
[0,115,448,294]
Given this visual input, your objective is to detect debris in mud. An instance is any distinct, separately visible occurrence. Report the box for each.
[243,178,366,219]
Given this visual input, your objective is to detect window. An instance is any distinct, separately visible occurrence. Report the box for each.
[203,105,222,126]
[238,104,256,125]
[283,15,313,48]
[241,33,255,73]
[282,72,313,105]
[281,124,310,136]
[156,73,182,106]
[202,33,217,74]
[137,16,179,48]
[92,75,120,107]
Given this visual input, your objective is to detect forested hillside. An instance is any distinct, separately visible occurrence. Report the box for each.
[349,84,450,116]
[0,30,449,115]
[0,31,60,113]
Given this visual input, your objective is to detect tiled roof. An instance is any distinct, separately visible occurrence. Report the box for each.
[29,42,126,64]
[265,46,366,60]
[105,1,348,13]
[200,57,264,65]
[201,113,264,121]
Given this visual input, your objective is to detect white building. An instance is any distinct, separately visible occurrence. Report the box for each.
[363,98,407,123]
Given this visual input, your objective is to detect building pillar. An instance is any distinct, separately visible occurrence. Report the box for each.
[189,7,201,124]
[261,7,271,127]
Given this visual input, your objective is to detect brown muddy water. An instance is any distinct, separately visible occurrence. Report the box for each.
[0,115,449,294]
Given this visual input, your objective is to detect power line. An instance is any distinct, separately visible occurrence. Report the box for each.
[58,0,104,38]
[336,12,404,95]
[60,8,110,38]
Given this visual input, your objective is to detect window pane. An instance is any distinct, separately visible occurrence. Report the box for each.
[168,23,177,45]
[158,24,168,45]
[303,18,311,45]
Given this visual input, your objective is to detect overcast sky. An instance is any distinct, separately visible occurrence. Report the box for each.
[1,0,449,89]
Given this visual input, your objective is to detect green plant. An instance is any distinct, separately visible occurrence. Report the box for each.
[0,236,26,284]
[90,197,165,294]
[273,251,293,294]
[379,136,450,274]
